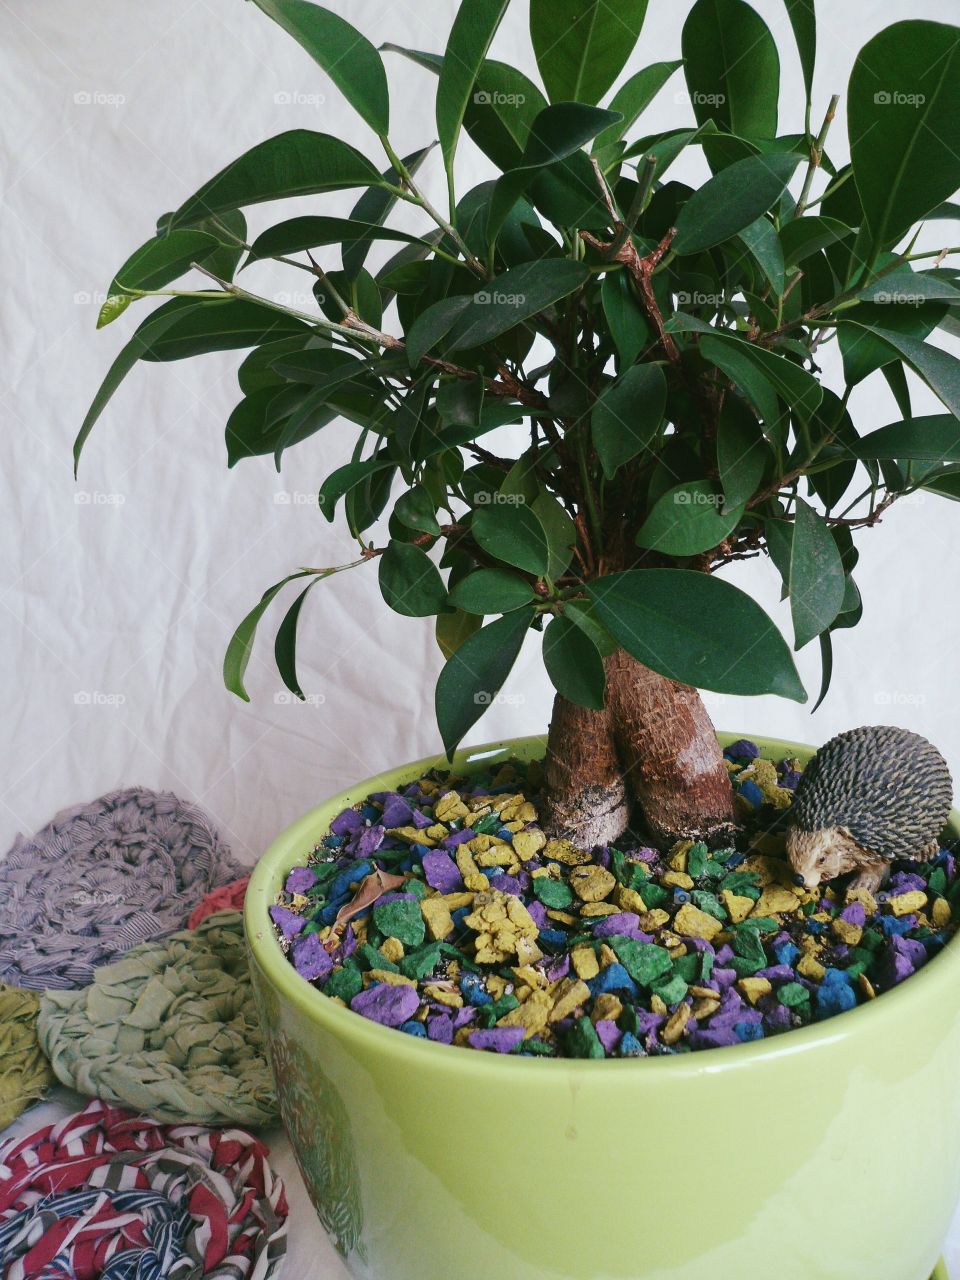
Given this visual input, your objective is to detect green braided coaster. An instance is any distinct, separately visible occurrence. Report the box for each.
[37,911,277,1127]
[0,984,55,1129]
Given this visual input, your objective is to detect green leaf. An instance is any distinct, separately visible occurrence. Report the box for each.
[344,145,433,279]
[472,501,550,575]
[636,480,745,556]
[436,608,483,659]
[274,579,319,699]
[812,630,833,714]
[681,0,780,141]
[848,21,960,256]
[588,569,806,701]
[406,295,473,366]
[435,609,533,756]
[379,541,448,617]
[853,414,960,462]
[789,498,846,649]
[783,0,816,118]
[448,568,535,614]
[601,272,651,366]
[532,492,577,579]
[717,397,769,511]
[737,216,785,296]
[857,269,960,305]
[394,487,442,536]
[845,325,960,419]
[837,303,945,386]
[593,61,682,156]
[319,454,394,521]
[437,0,512,172]
[97,229,221,327]
[436,378,484,428]
[270,347,367,386]
[592,363,667,479]
[445,259,591,351]
[224,570,314,701]
[464,64,549,171]
[138,297,312,362]
[674,153,799,255]
[75,299,206,473]
[245,215,426,265]
[700,333,823,440]
[806,387,858,510]
[169,131,386,228]
[226,385,335,466]
[563,600,618,657]
[530,0,650,105]
[250,1,389,134]
[779,216,851,269]
[542,615,605,710]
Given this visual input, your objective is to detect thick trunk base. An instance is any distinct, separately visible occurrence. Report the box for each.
[541,649,735,849]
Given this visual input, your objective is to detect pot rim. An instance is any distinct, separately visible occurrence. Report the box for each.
[245,731,960,1079]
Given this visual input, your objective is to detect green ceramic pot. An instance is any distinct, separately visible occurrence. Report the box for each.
[245,735,960,1280]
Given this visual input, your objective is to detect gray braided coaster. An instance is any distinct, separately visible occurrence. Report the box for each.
[0,787,242,990]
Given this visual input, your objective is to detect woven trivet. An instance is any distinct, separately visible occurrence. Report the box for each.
[189,876,250,929]
[0,787,242,990]
[0,984,55,1130]
[38,911,277,1127]
[0,1097,288,1278]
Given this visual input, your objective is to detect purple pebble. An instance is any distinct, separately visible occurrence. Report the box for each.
[593,913,642,939]
[412,809,433,830]
[292,932,333,982]
[489,875,522,896]
[422,851,464,894]
[355,824,385,857]
[330,807,363,837]
[453,1007,478,1030]
[381,794,414,827]
[469,1026,525,1053]
[527,900,549,929]
[285,866,318,895]
[426,1014,454,1044]
[841,902,867,927]
[351,982,420,1027]
[595,1019,622,1054]
[270,905,305,940]
[441,827,477,849]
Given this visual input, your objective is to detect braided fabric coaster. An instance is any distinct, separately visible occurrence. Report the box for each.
[38,912,277,1127]
[0,1098,288,1279]
[0,984,55,1130]
[0,787,243,990]
[189,876,250,929]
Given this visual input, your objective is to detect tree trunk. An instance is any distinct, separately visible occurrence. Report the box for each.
[541,695,630,848]
[541,648,735,848]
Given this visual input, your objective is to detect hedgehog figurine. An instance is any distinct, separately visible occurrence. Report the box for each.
[786,726,953,892]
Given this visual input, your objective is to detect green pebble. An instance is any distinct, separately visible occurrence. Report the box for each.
[712,847,739,864]
[473,812,502,835]
[324,965,363,1002]
[640,883,670,910]
[520,1039,556,1057]
[732,927,767,969]
[490,993,520,1019]
[611,938,673,986]
[399,943,442,981]
[845,960,867,979]
[302,921,322,936]
[687,843,709,879]
[929,867,947,897]
[744,916,779,933]
[566,1015,605,1059]
[731,956,765,978]
[671,954,701,983]
[619,1004,639,1036]
[533,877,574,909]
[691,890,725,921]
[405,878,429,901]
[651,974,688,1006]
[357,942,399,973]
[699,950,715,981]
[860,929,882,953]
[778,981,810,1009]
[721,872,762,900]
[372,899,426,948]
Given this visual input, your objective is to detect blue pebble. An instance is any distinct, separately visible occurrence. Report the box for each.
[774,942,801,967]
[326,835,344,849]
[816,981,857,1019]
[822,967,853,987]
[319,892,351,925]
[497,827,515,841]
[724,852,745,869]
[401,1020,427,1037]
[878,916,914,937]
[451,908,470,931]
[412,844,433,858]
[806,920,825,936]
[619,1031,644,1057]
[330,859,373,902]
[589,964,639,997]
[361,804,380,822]
[538,928,569,947]
[460,972,492,1006]
[739,780,764,809]
[734,1022,765,1042]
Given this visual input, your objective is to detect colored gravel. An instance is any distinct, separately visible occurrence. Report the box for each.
[270,743,958,1058]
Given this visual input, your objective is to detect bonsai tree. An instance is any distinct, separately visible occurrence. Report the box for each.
[78,0,960,848]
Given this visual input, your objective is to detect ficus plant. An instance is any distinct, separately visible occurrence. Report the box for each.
[79,0,960,849]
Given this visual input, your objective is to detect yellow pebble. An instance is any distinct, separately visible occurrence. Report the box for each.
[859,973,876,1000]
[547,910,578,926]
[638,909,671,931]
[515,935,544,965]
[442,892,475,911]
[569,865,617,903]
[423,982,463,1008]
[390,825,436,847]
[650,994,668,1016]
[668,840,693,872]
[455,844,489,892]
[368,969,416,988]
[673,902,724,941]
[691,995,721,1019]
[579,901,621,917]
[498,989,552,1038]
[591,993,623,1024]
[721,891,755,924]
[380,936,405,963]
[888,890,927,917]
[614,885,647,915]
[754,885,802,916]
[933,898,953,929]
[846,887,878,915]
[572,946,600,980]
[424,823,450,843]
[512,965,547,991]
[543,838,593,866]
[512,828,547,859]
[797,953,825,982]
[434,791,470,823]
[486,975,508,1000]
[662,1003,692,1045]
[420,897,454,941]
[737,977,772,1005]
[598,944,619,968]
[663,870,694,890]
[831,917,862,946]
[549,979,592,1022]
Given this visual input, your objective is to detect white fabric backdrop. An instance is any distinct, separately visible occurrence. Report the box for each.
[2,0,960,1274]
